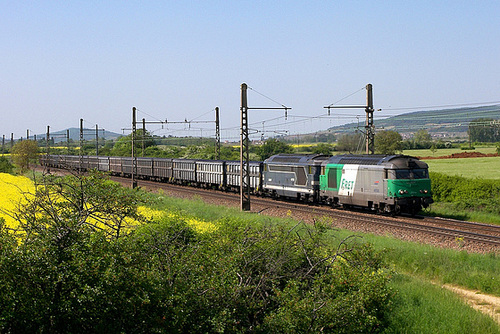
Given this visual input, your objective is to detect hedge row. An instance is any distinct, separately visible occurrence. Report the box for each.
[430,172,500,213]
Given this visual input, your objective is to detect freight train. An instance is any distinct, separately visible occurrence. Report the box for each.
[40,153,433,215]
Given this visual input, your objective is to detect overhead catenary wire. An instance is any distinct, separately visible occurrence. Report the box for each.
[55,99,500,146]
[326,86,366,107]
[247,85,290,109]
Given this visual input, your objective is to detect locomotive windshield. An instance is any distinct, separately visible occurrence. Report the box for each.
[394,168,429,179]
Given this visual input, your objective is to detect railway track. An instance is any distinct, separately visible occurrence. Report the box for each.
[36,167,499,252]
[115,176,500,251]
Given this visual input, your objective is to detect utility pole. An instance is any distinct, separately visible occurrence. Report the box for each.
[365,84,374,154]
[134,109,220,158]
[80,119,83,172]
[95,124,99,156]
[215,107,220,160]
[240,83,290,211]
[10,133,13,149]
[2,135,4,155]
[46,126,50,155]
[132,107,137,189]
[240,84,250,211]
[67,129,70,154]
[142,118,146,157]
[324,83,375,154]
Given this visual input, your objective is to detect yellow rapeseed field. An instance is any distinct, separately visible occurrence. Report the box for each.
[0,173,34,228]
[0,173,217,234]
[138,206,218,234]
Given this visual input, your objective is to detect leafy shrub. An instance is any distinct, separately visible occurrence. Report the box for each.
[122,219,393,333]
[0,157,13,173]
[0,172,393,333]
[430,172,500,214]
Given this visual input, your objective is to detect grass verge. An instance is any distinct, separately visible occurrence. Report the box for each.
[423,202,500,225]
[381,274,500,333]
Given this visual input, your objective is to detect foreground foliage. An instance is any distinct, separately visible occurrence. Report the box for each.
[0,172,393,333]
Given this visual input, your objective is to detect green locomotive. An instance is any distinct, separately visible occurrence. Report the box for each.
[319,155,433,214]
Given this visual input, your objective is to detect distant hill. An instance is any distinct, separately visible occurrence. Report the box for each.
[36,128,122,143]
[328,104,500,138]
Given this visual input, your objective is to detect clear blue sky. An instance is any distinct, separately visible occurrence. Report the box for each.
[2,1,499,141]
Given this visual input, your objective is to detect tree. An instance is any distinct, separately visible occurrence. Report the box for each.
[375,130,403,155]
[312,143,333,155]
[110,130,155,156]
[336,133,364,153]
[0,171,149,332]
[468,118,500,142]
[256,138,294,160]
[430,143,437,155]
[413,129,432,149]
[11,140,39,172]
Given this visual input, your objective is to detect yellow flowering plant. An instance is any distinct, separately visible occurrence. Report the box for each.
[0,173,35,229]
[1,171,147,241]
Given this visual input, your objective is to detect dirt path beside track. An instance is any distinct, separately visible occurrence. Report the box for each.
[443,285,500,325]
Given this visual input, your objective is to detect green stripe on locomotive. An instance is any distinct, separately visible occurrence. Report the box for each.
[319,164,344,191]
[386,178,432,198]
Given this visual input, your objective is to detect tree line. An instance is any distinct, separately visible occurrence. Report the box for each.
[3,116,500,174]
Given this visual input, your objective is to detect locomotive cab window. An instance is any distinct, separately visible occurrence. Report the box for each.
[412,169,429,179]
[395,169,429,179]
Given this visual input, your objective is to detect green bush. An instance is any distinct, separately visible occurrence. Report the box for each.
[430,172,500,214]
[0,171,394,333]
[431,172,500,202]
[129,218,393,333]
[0,156,13,173]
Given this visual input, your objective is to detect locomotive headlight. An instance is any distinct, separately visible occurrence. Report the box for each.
[399,189,408,195]
[420,189,428,194]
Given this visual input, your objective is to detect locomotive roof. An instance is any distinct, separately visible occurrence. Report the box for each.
[264,154,331,164]
[326,154,427,168]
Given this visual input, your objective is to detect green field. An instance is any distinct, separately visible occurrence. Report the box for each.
[425,156,500,179]
[402,147,500,179]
